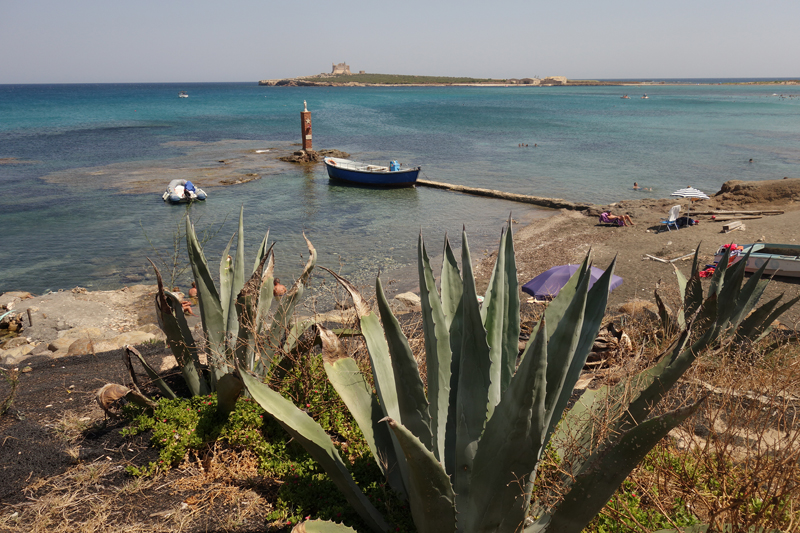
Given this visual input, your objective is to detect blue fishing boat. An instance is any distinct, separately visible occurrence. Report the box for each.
[323,157,420,188]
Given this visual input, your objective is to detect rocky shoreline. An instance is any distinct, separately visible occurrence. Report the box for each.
[3,178,799,369]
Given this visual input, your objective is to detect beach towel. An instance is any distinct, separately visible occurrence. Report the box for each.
[599,212,624,226]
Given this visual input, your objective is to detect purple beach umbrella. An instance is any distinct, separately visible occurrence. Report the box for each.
[521,264,623,299]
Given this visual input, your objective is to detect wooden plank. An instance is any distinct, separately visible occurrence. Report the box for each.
[712,215,763,221]
[693,210,783,215]
[722,221,743,232]
[669,252,696,263]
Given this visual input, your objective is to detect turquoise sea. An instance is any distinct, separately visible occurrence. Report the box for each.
[1,82,798,295]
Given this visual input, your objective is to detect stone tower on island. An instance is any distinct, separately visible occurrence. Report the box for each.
[331,62,352,76]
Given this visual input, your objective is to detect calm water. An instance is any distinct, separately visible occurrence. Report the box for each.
[1,82,798,294]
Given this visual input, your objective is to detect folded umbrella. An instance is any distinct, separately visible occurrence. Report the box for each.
[522,264,623,299]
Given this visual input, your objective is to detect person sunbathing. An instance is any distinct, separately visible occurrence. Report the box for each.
[599,211,635,226]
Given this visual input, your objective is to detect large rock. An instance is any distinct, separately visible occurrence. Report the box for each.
[67,338,94,356]
[0,336,31,350]
[137,323,167,341]
[49,337,77,352]
[0,291,34,310]
[2,343,36,361]
[111,331,157,346]
[395,292,422,310]
[57,326,107,340]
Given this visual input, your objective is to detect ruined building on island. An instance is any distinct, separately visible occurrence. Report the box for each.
[331,62,352,76]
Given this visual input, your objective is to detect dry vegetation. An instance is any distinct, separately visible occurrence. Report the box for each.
[2,289,799,532]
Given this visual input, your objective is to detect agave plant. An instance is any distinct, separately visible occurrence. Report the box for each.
[126,206,317,417]
[239,225,796,533]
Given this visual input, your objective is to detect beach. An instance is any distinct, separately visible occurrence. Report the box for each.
[475,178,800,326]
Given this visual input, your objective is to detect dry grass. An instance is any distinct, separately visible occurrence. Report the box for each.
[1,445,278,533]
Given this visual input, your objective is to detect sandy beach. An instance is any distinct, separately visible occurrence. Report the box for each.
[473,178,800,326]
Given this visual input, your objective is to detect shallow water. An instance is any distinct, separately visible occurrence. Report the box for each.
[1,82,798,294]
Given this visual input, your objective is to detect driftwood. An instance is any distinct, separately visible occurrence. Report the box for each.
[711,215,763,221]
[646,252,695,263]
[693,210,784,215]
[416,179,592,211]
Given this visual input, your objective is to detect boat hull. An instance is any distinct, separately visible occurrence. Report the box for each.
[714,243,800,278]
[162,179,207,203]
[324,158,419,188]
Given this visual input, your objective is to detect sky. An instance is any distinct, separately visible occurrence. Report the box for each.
[2,0,799,83]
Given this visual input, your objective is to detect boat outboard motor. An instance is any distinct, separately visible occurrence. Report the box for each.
[389,161,400,172]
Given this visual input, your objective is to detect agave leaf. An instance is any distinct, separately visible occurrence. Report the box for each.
[219,233,235,333]
[124,344,177,400]
[418,234,452,462]
[253,229,270,274]
[291,520,359,533]
[542,403,701,533]
[708,245,730,298]
[444,295,465,478]
[553,321,695,478]
[453,229,492,513]
[735,292,784,342]
[321,266,411,491]
[439,234,463,329]
[382,417,457,533]
[282,318,317,354]
[621,315,717,433]
[238,365,390,533]
[689,243,701,279]
[753,293,800,343]
[673,263,688,330]
[467,316,548,533]
[655,286,675,338]
[500,218,520,394]
[319,327,406,497]
[481,220,520,403]
[375,276,434,452]
[543,258,615,449]
[728,259,771,330]
[255,251,276,334]
[215,373,243,419]
[186,217,226,358]
[226,206,247,343]
[542,269,589,420]
[443,234,466,477]
[235,251,272,372]
[525,255,591,352]
[163,290,210,396]
[716,248,751,328]
[263,234,317,369]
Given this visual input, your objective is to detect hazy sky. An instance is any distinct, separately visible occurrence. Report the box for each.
[2,0,798,83]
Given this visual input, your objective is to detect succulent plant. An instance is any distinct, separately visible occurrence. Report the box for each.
[126,206,317,417]
[239,224,796,533]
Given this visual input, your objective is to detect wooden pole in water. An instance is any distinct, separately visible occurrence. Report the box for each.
[301,100,312,151]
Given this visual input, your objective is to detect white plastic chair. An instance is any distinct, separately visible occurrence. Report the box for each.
[660,205,681,232]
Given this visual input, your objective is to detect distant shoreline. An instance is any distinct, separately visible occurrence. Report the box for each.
[258,74,800,88]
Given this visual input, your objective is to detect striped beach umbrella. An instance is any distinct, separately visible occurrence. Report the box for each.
[671,187,710,200]
[671,187,709,215]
